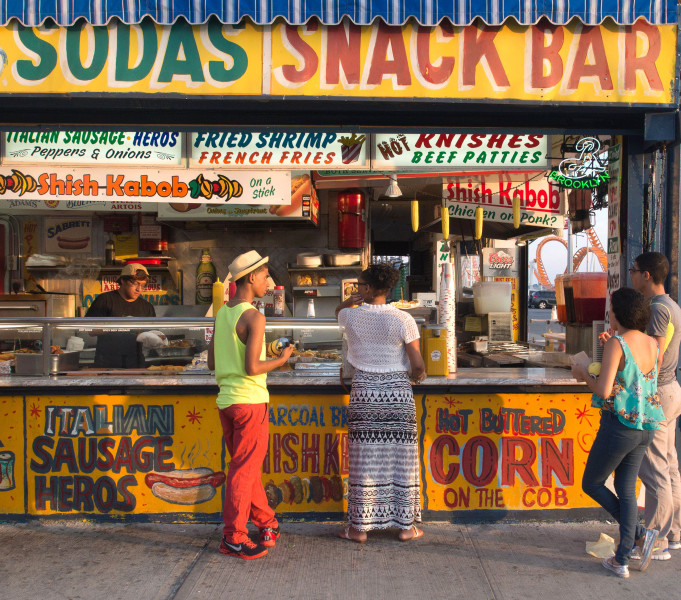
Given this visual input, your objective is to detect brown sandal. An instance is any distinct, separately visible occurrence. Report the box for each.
[337,527,367,543]
[399,525,424,541]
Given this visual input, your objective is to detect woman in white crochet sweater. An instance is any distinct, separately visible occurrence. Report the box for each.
[335,263,426,543]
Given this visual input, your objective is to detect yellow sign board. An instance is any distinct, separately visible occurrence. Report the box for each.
[422,393,598,511]
[0,391,604,518]
[0,20,674,103]
[22,395,225,516]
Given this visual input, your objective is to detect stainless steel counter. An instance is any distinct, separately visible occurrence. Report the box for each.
[0,368,583,389]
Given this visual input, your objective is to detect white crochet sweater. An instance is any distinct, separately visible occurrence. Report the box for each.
[338,303,420,373]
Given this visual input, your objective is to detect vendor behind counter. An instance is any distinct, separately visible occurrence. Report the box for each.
[84,263,156,368]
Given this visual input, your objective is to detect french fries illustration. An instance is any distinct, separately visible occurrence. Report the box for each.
[0,169,37,196]
[188,174,243,201]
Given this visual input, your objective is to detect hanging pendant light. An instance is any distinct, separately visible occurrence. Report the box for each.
[385,174,402,198]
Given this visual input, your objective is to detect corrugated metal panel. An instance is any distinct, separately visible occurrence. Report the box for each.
[3,0,678,26]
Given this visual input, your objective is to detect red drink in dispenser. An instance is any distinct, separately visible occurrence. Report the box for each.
[573,273,607,323]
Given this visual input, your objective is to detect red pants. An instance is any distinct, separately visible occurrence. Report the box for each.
[219,403,277,543]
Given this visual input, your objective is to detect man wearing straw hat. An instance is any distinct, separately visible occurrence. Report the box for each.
[208,250,293,559]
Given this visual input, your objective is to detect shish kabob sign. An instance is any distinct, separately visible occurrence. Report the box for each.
[0,168,291,204]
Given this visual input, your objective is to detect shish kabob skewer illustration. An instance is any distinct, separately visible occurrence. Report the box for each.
[188,174,243,201]
[0,170,37,196]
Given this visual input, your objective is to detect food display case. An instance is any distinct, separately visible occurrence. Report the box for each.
[0,317,215,376]
[0,316,430,377]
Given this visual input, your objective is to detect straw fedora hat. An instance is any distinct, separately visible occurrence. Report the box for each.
[227,250,269,281]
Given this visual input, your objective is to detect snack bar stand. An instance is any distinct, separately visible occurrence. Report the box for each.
[0,1,679,522]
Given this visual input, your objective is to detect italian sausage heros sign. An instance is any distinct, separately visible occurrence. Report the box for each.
[24,395,225,516]
[5,131,183,165]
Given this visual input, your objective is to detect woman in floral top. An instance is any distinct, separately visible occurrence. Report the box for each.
[572,287,665,579]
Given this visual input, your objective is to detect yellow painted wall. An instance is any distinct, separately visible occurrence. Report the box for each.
[0,390,602,518]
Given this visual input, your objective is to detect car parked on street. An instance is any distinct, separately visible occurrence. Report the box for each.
[528,290,557,309]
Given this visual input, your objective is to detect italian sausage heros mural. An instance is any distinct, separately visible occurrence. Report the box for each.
[20,395,226,516]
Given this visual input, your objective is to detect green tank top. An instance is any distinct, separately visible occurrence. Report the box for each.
[214,302,268,409]
[591,335,664,430]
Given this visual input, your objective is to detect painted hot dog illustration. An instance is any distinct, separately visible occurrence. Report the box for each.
[145,467,226,505]
[270,174,311,217]
[57,234,90,249]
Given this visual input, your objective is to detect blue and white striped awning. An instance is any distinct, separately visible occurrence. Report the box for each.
[5,0,678,27]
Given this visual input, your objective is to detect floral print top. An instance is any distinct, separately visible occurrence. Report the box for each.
[591,335,664,430]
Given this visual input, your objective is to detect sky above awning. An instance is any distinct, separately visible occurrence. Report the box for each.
[4,0,678,26]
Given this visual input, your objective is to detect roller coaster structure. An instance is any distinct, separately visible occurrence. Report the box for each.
[533,228,607,289]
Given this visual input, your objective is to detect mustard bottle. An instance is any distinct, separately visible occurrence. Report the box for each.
[425,327,449,376]
[212,278,225,317]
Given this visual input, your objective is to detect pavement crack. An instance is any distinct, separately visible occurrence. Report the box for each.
[162,526,219,600]
[463,525,505,600]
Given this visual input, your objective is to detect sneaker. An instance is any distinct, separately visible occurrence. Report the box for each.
[639,528,659,571]
[668,540,681,550]
[219,537,268,559]
[651,548,672,561]
[602,556,629,578]
[630,546,641,560]
[260,527,281,548]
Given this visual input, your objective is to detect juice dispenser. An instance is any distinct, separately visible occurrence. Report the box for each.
[563,273,576,323]
[572,273,607,323]
[554,274,566,322]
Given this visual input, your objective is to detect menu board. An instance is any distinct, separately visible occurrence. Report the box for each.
[4,132,183,166]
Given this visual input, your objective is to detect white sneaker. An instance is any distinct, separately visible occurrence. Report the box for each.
[602,556,630,578]
[651,548,672,560]
[668,540,681,550]
[639,528,659,571]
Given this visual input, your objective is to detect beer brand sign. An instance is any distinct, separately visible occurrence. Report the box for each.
[482,247,518,276]
[0,20,674,104]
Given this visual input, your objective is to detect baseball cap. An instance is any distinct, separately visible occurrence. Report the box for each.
[120,263,150,278]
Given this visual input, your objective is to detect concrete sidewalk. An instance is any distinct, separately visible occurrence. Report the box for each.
[0,520,678,600]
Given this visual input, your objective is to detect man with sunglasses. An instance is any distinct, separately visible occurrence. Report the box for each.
[629,252,681,560]
[85,263,156,368]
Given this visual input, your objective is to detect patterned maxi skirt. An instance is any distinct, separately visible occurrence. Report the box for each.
[347,369,421,531]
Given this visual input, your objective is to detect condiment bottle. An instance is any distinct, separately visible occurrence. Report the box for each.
[273,286,285,316]
[267,337,291,357]
[307,298,316,318]
[196,249,216,305]
[425,326,449,376]
[212,278,224,317]
[105,237,115,265]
